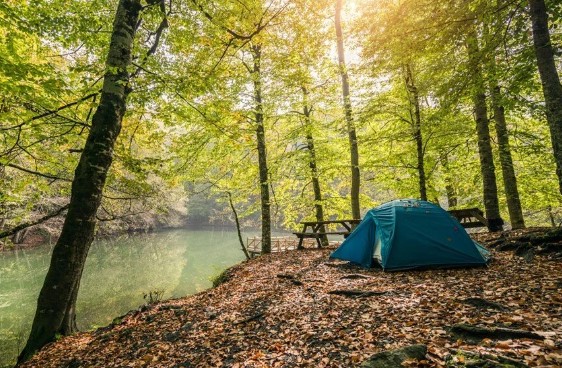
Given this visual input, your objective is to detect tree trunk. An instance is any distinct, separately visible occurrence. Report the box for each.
[403,63,427,201]
[302,86,329,247]
[227,192,251,260]
[529,0,562,195]
[441,155,458,208]
[251,44,271,254]
[18,0,142,362]
[335,0,360,220]
[466,29,503,232]
[490,86,525,229]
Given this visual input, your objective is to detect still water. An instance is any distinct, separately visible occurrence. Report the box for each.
[0,229,250,367]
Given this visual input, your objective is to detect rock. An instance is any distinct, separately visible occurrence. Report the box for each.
[163,331,180,342]
[361,344,427,368]
[181,322,193,332]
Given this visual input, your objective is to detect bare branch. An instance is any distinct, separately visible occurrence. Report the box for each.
[0,204,69,240]
[0,93,98,131]
[5,163,72,182]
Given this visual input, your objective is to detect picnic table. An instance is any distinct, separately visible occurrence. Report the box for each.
[293,219,361,249]
[448,208,488,228]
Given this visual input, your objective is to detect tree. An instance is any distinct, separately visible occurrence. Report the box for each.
[302,86,329,246]
[18,0,153,361]
[466,27,503,232]
[528,0,562,195]
[335,0,361,220]
[251,43,272,254]
[403,63,427,201]
[490,84,525,229]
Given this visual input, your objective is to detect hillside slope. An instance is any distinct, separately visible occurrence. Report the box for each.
[22,237,561,367]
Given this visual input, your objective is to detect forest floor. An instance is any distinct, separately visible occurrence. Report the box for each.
[21,228,562,368]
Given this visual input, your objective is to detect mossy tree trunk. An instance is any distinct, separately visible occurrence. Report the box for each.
[528,0,562,195]
[302,86,328,247]
[490,85,525,229]
[466,29,503,232]
[18,0,142,362]
[251,44,271,254]
[403,63,427,201]
[441,155,458,208]
[335,0,360,220]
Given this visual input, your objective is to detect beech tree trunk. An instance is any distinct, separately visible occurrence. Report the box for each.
[403,63,427,201]
[491,86,525,229]
[251,44,271,254]
[335,0,360,220]
[528,0,562,195]
[18,0,142,362]
[441,155,458,208]
[466,30,503,232]
[302,86,328,247]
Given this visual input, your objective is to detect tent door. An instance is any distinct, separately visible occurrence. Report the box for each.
[373,235,382,263]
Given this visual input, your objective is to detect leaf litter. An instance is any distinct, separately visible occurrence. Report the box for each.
[21,230,562,367]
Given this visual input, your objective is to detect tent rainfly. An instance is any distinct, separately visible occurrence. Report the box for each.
[330,199,490,270]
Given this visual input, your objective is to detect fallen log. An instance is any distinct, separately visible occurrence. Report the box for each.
[447,349,528,368]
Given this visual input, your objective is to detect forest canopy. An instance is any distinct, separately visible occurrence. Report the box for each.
[1,0,562,237]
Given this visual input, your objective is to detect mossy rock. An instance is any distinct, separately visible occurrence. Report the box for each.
[361,344,427,368]
[211,267,234,288]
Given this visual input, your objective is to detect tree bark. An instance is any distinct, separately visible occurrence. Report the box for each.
[403,63,427,201]
[335,0,360,220]
[251,44,271,254]
[441,155,458,208]
[528,0,562,195]
[18,0,142,362]
[302,86,328,247]
[490,86,525,229]
[466,29,503,232]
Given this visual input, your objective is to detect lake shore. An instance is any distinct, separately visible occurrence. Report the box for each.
[20,230,562,367]
[0,229,250,367]
[0,209,196,252]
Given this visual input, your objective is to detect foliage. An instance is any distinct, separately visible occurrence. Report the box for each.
[1,0,562,235]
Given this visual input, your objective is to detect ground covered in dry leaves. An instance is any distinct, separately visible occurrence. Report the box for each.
[23,230,562,367]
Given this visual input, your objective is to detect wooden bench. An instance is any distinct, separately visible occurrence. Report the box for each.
[294,219,361,249]
[448,208,488,229]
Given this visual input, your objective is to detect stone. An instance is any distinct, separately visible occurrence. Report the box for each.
[360,344,427,368]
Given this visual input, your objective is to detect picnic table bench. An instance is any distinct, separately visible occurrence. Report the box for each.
[448,207,488,228]
[293,219,361,249]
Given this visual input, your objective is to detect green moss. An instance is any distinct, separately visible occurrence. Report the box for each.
[210,267,233,288]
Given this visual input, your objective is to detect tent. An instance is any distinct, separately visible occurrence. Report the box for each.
[330,199,490,270]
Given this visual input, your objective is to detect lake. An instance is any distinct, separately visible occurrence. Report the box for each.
[0,229,253,367]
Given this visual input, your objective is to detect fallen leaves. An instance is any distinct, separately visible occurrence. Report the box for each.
[20,230,562,367]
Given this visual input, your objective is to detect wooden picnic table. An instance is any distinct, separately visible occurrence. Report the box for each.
[293,219,361,249]
[447,208,489,229]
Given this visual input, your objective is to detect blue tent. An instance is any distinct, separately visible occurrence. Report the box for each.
[330,199,490,270]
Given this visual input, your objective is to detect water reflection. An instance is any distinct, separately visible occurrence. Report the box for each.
[0,229,248,367]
